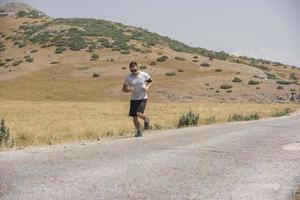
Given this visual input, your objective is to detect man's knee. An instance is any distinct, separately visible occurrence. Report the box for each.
[136,112,143,117]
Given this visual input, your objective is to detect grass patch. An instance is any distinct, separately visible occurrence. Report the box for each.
[174,56,186,61]
[276,80,293,85]
[0,118,10,145]
[228,113,260,122]
[200,63,210,67]
[232,77,242,83]
[55,47,65,54]
[277,85,284,90]
[270,108,291,117]
[150,61,157,65]
[90,53,99,61]
[157,55,168,62]
[77,66,89,70]
[204,116,216,125]
[220,84,232,89]
[165,72,176,76]
[248,80,260,85]
[12,60,23,66]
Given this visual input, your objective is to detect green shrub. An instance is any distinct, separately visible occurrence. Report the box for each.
[0,118,10,145]
[120,50,130,54]
[266,72,277,80]
[256,87,260,89]
[25,57,34,63]
[150,61,157,65]
[227,90,232,93]
[157,55,168,62]
[165,72,176,76]
[193,55,198,59]
[276,80,293,85]
[0,42,5,51]
[13,60,22,66]
[248,80,259,85]
[90,53,99,60]
[277,85,284,89]
[178,69,184,72]
[215,69,223,72]
[18,42,26,48]
[50,61,59,64]
[228,113,259,122]
[55,47,65,54]
[69,35,87,51]
[30,49,38,53]
[270,108,291,117]
[220,84,232,89]
[192,60,198,62]
[232,77,242,83]
[177,110,200,128]
[200,63,210,67]
[174,56,186,61]
[0,61,5,67]
[140,65,147,69]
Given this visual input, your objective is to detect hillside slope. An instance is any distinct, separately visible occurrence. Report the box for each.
[0,2,299,103]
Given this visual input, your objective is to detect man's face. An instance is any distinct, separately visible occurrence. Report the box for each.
[130,66,138,76]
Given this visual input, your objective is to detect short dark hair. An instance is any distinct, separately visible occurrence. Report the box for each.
[129,61,138,68]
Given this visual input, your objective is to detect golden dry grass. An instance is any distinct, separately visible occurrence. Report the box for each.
[0,99,299,150]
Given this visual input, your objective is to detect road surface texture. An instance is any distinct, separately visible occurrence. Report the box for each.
[1,113,300,200]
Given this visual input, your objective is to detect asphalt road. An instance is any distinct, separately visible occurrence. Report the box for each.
[1,113,300,200]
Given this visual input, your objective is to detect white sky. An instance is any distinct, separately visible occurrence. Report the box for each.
[1,0,300,66]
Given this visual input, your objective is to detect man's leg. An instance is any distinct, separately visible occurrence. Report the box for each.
[133,116,141,131]
[133,116,142,137]
[136,112,147,121]
[137,112,150,130]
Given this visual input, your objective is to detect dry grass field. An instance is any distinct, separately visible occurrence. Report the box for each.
[1,99,299,150]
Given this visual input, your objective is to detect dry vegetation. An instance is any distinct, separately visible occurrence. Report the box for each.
[1,99,299,150]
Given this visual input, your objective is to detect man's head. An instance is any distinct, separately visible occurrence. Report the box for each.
[129,61,139,76]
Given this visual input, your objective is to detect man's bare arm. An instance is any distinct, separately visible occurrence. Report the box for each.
[122,84,133,93]
[144,78,153,91]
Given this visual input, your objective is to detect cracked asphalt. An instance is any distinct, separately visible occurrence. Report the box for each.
[1,113,300,200]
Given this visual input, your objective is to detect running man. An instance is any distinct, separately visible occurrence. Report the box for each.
[122,61,153,137]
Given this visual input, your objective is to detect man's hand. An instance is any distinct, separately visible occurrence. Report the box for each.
[143,82,152,92]
[122,84,133,93]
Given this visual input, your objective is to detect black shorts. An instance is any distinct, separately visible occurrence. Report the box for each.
[129,99,147,117]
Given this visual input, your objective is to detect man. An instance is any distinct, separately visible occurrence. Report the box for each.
[122,61,153,137]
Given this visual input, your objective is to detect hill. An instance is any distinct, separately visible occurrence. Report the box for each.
[0,2,299,103]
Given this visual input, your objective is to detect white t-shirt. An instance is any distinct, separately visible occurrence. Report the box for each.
[124,71,151,100]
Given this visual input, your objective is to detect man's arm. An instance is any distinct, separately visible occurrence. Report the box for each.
[122,84,133,93]
[144,78,153,91]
